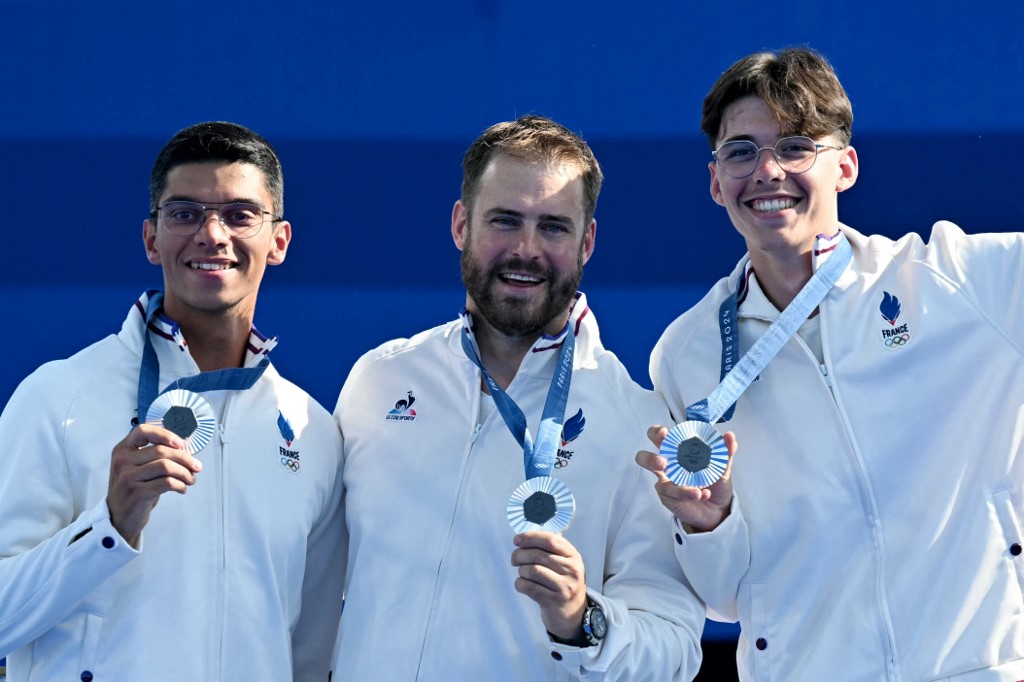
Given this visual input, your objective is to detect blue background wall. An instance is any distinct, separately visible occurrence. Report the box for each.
[2,0,1022,662]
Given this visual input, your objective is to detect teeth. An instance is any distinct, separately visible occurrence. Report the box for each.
[191,262,231,271]
[503,273,541,283]
[752,198,797,212]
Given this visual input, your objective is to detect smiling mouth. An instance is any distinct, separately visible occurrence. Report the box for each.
[749,197,799,213]
[189,262,234,271]
[498,273,544,285]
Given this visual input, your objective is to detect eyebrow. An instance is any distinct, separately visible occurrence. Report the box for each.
[720,134,757,144]
[160,195,265,206]
[482,207,577,226]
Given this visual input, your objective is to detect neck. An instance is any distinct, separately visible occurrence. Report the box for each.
[170,309,253,372]
[469,307,571,391]
[472,325,536,391]
[748,249,814,311]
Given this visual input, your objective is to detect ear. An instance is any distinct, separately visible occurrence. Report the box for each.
[580,218,597,266]
[266,220,291,266]
[709,161,726,207]
[836,145,859,193]
[452,200,469,251]
[143,218,161,264]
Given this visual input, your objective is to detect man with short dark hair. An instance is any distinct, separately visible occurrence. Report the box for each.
[332,115,704,680]
[0,121,345,681]
[637,48,1024,679]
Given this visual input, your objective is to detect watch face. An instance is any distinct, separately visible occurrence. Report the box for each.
[591,607,607,638]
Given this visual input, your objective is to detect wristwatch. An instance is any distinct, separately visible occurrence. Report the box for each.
[582,601,607,646]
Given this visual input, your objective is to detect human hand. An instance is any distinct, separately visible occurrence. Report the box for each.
[107,424,203,548]
[635,426,737,533]
[511,531,588,640]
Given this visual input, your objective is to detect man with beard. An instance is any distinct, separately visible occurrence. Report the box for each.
[330,115,705,680]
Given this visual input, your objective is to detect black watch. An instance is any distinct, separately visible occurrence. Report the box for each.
[582,601,607,646]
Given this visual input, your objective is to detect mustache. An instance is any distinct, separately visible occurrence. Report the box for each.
[488,257,550,279]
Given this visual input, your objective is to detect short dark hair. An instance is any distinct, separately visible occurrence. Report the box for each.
[702,48,853,149]
[149,121,284,215]
[461,115,603,225]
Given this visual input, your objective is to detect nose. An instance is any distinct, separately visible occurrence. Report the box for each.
[752,146,786,182]
[512,226,543,260]
[193,209,231,245]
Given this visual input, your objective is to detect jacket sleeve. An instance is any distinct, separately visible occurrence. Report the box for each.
[924,221,1024,345]
[0,367,137,657]
[671,497,750,622]
[291,413,347,682]
[550,391,706,681]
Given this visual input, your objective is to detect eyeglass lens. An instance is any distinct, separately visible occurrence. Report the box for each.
[715,137,820,178]
[158,201,267,236]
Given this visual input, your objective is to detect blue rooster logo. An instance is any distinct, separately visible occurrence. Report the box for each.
[561,408,586,446]
[879,292,902,326]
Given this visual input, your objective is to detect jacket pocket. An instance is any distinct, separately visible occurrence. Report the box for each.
[748,581,771,682]
[77,612,103,681]
[992,488,1024,598]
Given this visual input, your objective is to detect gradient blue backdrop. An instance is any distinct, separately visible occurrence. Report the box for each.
[2,0,1022,660]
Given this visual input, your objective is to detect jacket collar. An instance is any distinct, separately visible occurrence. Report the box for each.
[731,228,853,321]
[122,290,278,375]
[450,291,598,377]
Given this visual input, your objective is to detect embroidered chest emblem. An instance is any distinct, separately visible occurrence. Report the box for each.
[278,410,300,473]
[878,292,912,350]
[385,390,418,422]
[554,408,586,470]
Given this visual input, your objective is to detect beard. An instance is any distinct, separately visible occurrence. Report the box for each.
[461,233,584,339]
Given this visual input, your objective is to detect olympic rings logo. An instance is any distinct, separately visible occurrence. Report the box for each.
[280,457,300,473]
[884,333,910,348]
[553,458,569,469]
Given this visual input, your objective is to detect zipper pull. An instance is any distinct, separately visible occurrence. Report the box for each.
[219,423,229,444]
[820,363,832,389]
[469,423,482,444]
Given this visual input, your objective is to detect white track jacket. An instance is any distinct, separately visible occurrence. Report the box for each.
[0,292,346,681]
[333,294,705,681]
[653,223,1024,681]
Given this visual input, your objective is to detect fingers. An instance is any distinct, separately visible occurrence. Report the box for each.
[511,532,581,586]
[120,422,184,450]
[512,531,572,556]
[647,424,669,448]
[635,449,670,481]
[108,424,205,544]
[115,423,203,473]
[721,431,738,480]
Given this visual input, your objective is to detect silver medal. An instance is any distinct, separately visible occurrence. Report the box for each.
[507,476,575,534]
[660,420,728,488]
[145,389,217,454]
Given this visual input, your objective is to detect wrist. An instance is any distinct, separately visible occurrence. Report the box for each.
[547,600,606,648]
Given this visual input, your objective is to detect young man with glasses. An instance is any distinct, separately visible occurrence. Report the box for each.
[637,48,1024,679]
[331,115,705,680]
[0,122,345,681]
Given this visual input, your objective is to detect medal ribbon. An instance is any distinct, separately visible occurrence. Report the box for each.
[686,233,852,424]
[461,321,575,480]
[137,291,270,420]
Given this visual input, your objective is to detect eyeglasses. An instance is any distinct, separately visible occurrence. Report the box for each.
[712,136,845,179]
[152,201,281,239]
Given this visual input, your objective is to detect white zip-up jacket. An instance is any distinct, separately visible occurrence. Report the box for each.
[0,292,346,681]
[332,294,705,680]
[653,223,1024,681]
